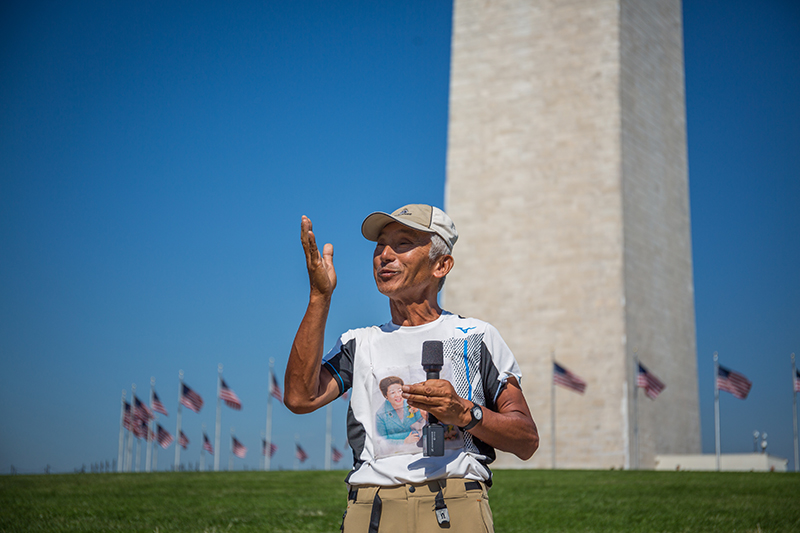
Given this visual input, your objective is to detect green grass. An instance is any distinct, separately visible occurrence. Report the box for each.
[1,470,798,532]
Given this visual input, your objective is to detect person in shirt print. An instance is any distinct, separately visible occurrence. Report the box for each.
[376,376,425,444]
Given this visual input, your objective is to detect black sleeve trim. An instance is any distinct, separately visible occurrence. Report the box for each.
[322,337,355,397]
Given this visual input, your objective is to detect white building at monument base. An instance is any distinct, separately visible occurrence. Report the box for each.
[655,454,788,472]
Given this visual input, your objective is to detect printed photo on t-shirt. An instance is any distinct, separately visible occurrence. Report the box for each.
[372,365,464,458]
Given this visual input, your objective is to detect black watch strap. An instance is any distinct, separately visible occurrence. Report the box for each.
[460,403,482,431]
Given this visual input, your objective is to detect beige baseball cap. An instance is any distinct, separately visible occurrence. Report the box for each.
[361,204,458,251]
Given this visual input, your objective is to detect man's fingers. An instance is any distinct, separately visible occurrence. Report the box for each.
[300,216,323,264]
[322,242,334,264]
[301,215,312,241]
[307,230,319,255]
[300,216,315,258]
[403,382,445,397]
[405,396,437,410]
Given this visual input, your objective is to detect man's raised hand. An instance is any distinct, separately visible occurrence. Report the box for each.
[301,216,337,298]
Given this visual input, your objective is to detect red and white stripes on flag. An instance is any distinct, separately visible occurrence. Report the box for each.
[553,362,587,394]
[152,390,168,416]
[156,424,174,449]
[296,444,308,463]
[271,374,283,403]
[232,437,247,459]
[203,433,214,455]
[178,431,189,449]
[219,379,242,410]
[123,402,133,431]
[794,368,800,393]
[262,439,277,458]
[331,446,343,463]
[717,365,752,400]
[134,419,149,439]
[180,383,204,413]
[134,396,154,423]
[637,363,666,399]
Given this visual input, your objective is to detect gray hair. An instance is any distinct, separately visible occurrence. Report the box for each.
[429,234,451,292]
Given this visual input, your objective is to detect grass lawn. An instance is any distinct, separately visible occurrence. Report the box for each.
[1,469,798,532]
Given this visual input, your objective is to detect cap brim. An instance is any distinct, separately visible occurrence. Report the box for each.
[361,212,435,241]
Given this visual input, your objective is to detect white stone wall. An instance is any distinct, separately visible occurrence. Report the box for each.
[444,0,700,469]
[620,0,701,468]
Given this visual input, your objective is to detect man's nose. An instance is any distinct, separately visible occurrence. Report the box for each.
[380,245,396,262]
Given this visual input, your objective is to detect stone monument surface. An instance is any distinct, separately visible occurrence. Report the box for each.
[444,0,700,469]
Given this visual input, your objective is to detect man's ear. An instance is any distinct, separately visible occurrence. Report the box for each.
[433,254,454,280]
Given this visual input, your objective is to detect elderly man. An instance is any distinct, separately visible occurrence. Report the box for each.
[285,204,538,533]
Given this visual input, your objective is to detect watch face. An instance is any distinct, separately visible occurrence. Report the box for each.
[473,406,482,420]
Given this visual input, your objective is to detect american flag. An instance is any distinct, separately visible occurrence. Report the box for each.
[180,383,204,413]
[156,424,174,449]
[794,368,800,393]
[134,396,154,423]
[178,431,189,449]
[637,363,666,399]
[232,437,247,458]
[262,439,278,457]
[203,433,214,455]
[271,374,283,403]
[717,365,752,400]
[123,402,133,431]
[152,390,168,416]
[331,446,343,463]
[219,379,242,410]
[134,419,148,439]
[553,362,587,394]
[296,444,308,463]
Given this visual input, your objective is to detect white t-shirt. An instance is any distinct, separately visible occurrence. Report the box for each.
[322,311,522,486]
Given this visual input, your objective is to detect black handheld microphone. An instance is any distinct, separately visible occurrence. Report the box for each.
[421,340,444,381]
[421,340,445,457]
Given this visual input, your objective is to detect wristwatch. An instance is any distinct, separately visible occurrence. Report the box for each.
[459,403,483,431]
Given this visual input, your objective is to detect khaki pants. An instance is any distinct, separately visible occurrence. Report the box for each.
[342,478,494,533]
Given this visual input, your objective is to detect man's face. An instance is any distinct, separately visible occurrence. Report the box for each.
[372,222,436,300]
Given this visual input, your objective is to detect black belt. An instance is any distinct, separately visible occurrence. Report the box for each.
[464,481,482,491]
[348,480,483,501]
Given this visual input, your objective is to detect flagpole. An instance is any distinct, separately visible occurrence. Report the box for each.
[146,377,155,473]
[792,353,798,472]
[118,390,126,473]
[325,403,333,471]
[550,352,556,470]
[201,423,207,472]
[135,408,142,473]
[215,364,222,472]
[126,385,133,473]
[294,434,299,471]
[229,427,234,471]
[175,371,184,471]
[153,436,158,471]
[714,352,721,471]
[127,383,136,472]
[633,351,639,470]
[265,359,274,471]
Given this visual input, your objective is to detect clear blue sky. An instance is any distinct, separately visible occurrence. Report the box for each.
[1,0,798,474]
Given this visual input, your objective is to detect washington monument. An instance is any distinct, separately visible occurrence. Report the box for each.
[444,0,700,469]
